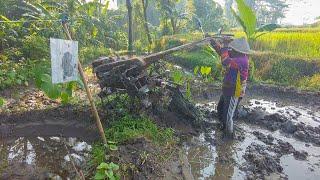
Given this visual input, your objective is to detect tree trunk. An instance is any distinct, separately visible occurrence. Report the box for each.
[126,0,133,56]
[170,17,177,34]
[141,0,152,47]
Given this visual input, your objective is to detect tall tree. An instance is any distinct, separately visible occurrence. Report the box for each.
[255,0,288,25]
[141,0,152,46]
[225,0,288,26]
[193,0,225,32]
[126,0,133,55]
[157,0,180,35]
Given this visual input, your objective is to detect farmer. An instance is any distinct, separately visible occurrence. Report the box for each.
[210,37,251,136]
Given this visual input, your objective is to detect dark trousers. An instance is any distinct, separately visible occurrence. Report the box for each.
[217,95,242,134]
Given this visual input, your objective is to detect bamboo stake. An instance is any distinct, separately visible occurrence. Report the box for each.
[62,23,107,145]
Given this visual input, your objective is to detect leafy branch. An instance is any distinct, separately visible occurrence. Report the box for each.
[231,0,279,42]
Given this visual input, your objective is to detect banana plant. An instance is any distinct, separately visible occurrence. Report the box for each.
[231,0,279,42]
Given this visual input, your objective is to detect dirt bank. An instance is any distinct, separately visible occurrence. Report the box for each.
[0,106,99,141]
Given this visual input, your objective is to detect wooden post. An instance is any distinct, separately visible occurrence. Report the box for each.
[62,23,107,145]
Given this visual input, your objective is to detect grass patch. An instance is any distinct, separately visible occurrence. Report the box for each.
[89,114,175,168]
[90,143,106,166]
[252,51,320,90]
[298,74,320,91]
[105,115,174,144]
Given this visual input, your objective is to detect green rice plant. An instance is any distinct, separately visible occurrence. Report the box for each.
[252,32,320,59]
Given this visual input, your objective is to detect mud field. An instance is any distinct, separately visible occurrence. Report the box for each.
[1,84,320,180]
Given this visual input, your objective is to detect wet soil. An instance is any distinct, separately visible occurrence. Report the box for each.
[117,137,193,180]
[1,83,320,179]
[1,136,92,179]
[0,105,99,141]
[190,86,320,180]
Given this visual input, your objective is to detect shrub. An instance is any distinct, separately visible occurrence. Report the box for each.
[22,34,49,60]
[252,51,320,85]
[0,57,41,89]
[153,37,186,52]
[80,46,111,65]
[3,48,23,61]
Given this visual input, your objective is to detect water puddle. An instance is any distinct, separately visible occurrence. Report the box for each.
[248,99,320,128]
[189,99,320,179]
[184,122,320,180]
[0,136,92,179]
[243,124,320,180]
[183,125,261,180]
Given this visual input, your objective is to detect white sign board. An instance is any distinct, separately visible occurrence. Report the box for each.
[50,38,78,84]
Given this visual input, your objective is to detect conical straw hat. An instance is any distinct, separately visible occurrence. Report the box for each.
[229,37,252,54]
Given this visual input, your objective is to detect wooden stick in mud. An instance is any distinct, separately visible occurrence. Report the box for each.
[62,23,108,145]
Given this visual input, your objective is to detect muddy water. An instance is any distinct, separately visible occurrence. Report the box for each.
[185,99,320,180]
[0,136,92,179]
[248,99,320,128]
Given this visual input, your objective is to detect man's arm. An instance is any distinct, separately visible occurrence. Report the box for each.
[210,39,233,67]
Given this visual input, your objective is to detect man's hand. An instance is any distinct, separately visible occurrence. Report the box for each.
[222,36,233,47]
[210,39,222,49]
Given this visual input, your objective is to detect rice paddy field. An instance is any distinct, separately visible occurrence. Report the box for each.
[252,30,320,59]
[156,27,320,91]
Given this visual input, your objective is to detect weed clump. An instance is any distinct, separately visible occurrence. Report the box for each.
[105,115,174,145]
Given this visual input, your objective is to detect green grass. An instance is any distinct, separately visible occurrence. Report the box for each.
[105,115,174,144]
[89,114,176,178]
[297,73,320,91]
[251,51,320,89]
[90,143,107,167]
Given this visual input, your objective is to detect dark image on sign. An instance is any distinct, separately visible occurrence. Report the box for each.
[50,38,78,84]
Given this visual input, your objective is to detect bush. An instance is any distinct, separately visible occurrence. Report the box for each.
[3,48,23,61]
[22,34,49,60]
[80,46,111,65]
[0,57,42,89]
[153,37,186,52]
[252,51,320,86]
